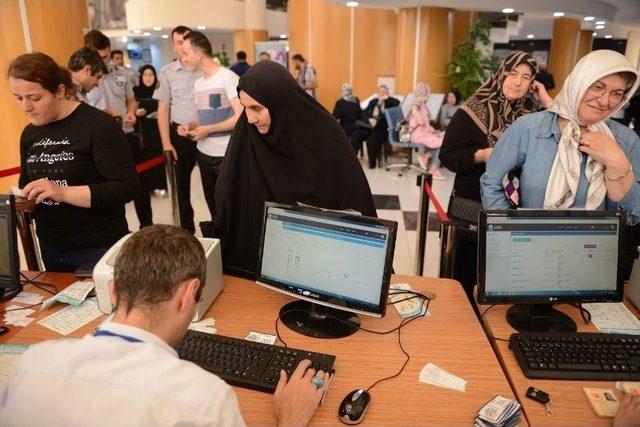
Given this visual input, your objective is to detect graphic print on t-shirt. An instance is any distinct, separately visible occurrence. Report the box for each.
[196,88,234,139]
[25,136,77,205]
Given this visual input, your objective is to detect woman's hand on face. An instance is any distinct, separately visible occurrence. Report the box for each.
[22,179,65,204]
[579,131,629,170]
[14,196,36,213]
[531,81,554,108]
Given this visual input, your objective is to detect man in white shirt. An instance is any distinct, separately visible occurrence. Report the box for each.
[0,225,330,426]
[178,31,242,223]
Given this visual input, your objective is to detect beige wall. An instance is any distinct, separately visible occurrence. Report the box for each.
[548,17,580,98]
[415,7,452,94]
[0,0,88,192]
[233,29,268,64]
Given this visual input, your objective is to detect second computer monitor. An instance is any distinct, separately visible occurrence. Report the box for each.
[256,203,397,338]
[478,210,624,332]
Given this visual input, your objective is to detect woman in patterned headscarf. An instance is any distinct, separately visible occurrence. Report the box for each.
[440,51,552,201]
[438,51,552,299]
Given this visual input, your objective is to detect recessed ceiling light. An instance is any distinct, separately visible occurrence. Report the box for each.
[162,34,169,39]
[596,25,605,29]
[584,16,595,21]
[502,8,515,13]
[526,34,534,39]
[553,11,565,17]
[595,20,605,25]
[197,25,206,30]
[143,32,151,36]
[346,1,358,6]
[133,29,142,34]
[605,34,612,39]
[153,26,162,31]
[279,33,287,39]
[593,32,598,36]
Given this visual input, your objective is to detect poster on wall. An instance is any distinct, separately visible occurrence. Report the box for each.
[88,0,127,30]
[254,42,288,67]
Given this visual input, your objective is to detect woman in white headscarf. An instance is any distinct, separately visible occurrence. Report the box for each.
[482,50,640,224]
[405,82,445,179]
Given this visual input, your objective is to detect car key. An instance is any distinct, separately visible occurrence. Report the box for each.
[526,386,553,416]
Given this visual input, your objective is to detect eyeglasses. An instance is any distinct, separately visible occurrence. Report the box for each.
[506,71,533,83]
[586,81,626,105]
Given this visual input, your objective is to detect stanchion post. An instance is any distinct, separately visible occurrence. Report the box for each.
[438,221,458,279]
[164,151,181,227]
[413,173,432,276]
[16,211,41,271]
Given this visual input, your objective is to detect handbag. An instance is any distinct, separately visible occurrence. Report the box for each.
[447,194,483,236]
[355,119,373,130]
[395,120,413,143]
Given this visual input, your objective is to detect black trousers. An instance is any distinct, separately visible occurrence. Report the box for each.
[195,150,223,222]
[170,123,197,233]
[351,128,371,157]
[366,137,386,168]
[126,132,153,228]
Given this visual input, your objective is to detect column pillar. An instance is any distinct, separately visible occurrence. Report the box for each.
[548,17,580,97]
[233,0,268,63]
[415,7,452,93]
[395,7,418,94]
[576,30,594,62]
[625,29,640,69]
[451,10,476,47]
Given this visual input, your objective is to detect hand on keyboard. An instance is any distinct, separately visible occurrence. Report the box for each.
[274,359,330,427]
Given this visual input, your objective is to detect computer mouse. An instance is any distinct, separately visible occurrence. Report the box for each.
[338,388,371,425]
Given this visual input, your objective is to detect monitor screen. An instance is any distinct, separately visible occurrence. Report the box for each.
[256,204,397,318]
[0,195,19,291]
[478,210,624,305]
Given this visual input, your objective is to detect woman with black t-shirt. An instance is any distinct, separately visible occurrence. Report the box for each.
[8,52,138,272]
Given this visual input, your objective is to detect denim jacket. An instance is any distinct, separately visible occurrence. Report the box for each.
[480,110,640,225]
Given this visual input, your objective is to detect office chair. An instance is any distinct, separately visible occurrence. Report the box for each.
[384,106,424,177]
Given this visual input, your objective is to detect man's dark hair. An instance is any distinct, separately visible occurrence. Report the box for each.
[114,225,206,314]
[110,49,124,58]
[292,54,305,62]
[183,31,213,58]
[171,25,192,37]
[68,47,108,75]
[84,29,111,50]
[236,50,247,61]
[258,51,271,59]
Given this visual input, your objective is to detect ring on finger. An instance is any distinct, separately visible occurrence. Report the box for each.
[582,139,591,147]
[312,375,324,389]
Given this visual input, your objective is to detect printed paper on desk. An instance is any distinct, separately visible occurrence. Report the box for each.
[3,305,36,327]
[189,317,217,335]
[41,281,94,310]
[0,344,30,387]
[10,292,43,306]
[583,387,620,417]
[419,362,467,392]
[389,283,430,318]
[38,298,103,336]
[583,303,640,335]
[616,381,640,395]
[245,331,277,345]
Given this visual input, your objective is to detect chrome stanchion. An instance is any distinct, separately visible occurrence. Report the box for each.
[164,151,181,227]
[413,173,432,276]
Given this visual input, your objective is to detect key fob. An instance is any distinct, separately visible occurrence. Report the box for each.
[526,387,550,404]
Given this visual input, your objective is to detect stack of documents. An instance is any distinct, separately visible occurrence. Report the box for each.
[10,292,42,306]
[419,362,467,392]
[3,306,36,327]
[475,395,522,427]
[389,283,430,318]
[582,303,640,335]
[41,281,94,310]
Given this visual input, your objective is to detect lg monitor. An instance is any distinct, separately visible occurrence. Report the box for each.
[256,203,397,339]
[0,195,21,300]
[478,210,624,333]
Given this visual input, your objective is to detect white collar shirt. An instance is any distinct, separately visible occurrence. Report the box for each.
[0,322,246,427]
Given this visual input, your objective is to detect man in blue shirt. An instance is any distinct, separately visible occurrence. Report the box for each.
[230,51,251,77]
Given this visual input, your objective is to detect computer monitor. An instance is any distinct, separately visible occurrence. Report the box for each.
[0,195,21,300]
[256,202,397,339]
[478,210,624,333]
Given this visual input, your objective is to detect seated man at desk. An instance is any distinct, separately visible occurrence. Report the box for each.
[0,225,330,426]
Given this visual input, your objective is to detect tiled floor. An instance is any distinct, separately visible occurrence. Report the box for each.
[123,149,455,277]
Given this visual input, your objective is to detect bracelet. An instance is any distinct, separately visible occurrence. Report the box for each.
[604,162,633,181]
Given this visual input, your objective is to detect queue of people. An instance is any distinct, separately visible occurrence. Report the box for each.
[5,20,640,426]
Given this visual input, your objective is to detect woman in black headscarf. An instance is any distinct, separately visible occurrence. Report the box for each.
[215,61,377,278]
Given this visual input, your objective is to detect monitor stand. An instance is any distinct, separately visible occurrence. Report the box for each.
[279,300,361,339]
[506,304,577,333]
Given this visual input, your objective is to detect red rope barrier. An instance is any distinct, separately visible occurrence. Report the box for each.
[424,181,449,223]
[0,166,21,179]
[0,155,165,179]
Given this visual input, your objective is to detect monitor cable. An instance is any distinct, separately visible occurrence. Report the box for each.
[274,290,432,393]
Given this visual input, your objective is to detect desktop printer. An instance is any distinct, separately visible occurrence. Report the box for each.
[93,234,224,320]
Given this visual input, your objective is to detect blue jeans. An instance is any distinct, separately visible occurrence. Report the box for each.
[39,241,112,273]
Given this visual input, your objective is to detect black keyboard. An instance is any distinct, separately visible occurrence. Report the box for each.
[177,330,336,393]
[510,332,640,381]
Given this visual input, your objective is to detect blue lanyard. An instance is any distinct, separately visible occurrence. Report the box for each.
[93,329,143,343]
